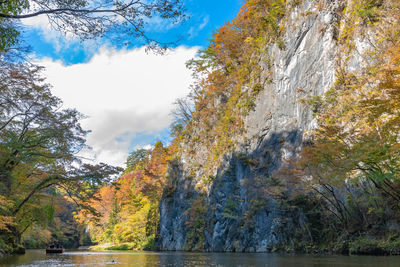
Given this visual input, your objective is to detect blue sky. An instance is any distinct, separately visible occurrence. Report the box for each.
[25,0,243,65]
[21,0,243,167]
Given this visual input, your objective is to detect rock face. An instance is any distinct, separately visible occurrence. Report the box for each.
[159,0,340,251]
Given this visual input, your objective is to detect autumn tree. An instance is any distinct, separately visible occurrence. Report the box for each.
[0,59,121,253]
[299,0,400,231]
[124,149,149,174]
[75,142,170,249]
[170,0,287,181]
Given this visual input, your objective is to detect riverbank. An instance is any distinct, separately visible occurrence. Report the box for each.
[338,235,400,256]
[87,235,400,256]
[0,242,25,256]
[285,234,400,256]
[4,234,400,258]
[88,242,139,251]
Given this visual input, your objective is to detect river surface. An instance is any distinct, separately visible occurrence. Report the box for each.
[2,250,400,266]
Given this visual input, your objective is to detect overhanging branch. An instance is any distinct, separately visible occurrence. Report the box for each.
[0,2,138,19]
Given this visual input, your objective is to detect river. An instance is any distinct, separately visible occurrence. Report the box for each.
[1,250,400,266]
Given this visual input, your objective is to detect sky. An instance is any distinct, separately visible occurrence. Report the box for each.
[20,0,243,167]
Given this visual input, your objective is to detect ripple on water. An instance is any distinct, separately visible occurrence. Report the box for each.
[3,250,400,267]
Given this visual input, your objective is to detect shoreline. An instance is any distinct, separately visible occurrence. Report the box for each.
[80,242,400,256]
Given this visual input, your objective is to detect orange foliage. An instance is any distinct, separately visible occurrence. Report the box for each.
[180,0,287,179]
[74,142,171,245]
[299,0,400,196]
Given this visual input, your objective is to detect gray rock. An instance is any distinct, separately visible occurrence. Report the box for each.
[158,0,342,251]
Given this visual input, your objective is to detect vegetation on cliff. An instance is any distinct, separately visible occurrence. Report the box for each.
[298,0,400,254]
[176,0,288,179]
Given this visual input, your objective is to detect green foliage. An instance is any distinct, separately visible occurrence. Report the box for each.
[354,0,382,23]
[173,0,291,180]
[0,0,28,51]
[277,37,285,50]
[20,196,82,249]
[349,237,381,255]
[0,236,12,254]
[185,196,206,250]
[0,0,28,16]
[21,226,52,249]
[0,60,120,253]
[0,25,19,52]
[295,0,400,253]
[124,149,149,174]
[43,204,55,224]
[106,242,136,250]
[347,235,400,255]
[75,144,170,250]
[222,198,239,220]
[305,95,323,114]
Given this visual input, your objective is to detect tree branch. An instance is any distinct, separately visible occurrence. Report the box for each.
[0,2,139,19]
[12,176,60,215]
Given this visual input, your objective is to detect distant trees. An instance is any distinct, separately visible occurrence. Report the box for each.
[75,143,170,249]
[0,0,186,52]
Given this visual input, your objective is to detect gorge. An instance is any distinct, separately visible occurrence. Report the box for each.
[1,0,400,258]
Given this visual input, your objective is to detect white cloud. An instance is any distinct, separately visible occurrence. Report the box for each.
[35,46,198,167]
[145,16,180,32]
[199,16,210,31]
[188,15,209,38]
[21,11,180,54]
[23,14,104,59]
[23,15,80,51]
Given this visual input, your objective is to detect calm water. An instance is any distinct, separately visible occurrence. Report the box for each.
[2,250,400,266]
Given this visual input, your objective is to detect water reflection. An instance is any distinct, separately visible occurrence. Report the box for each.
[2,250,400,266]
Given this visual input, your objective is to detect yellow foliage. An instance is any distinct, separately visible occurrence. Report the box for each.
[180,0,291,180]
[0,195,14,231]
[300,0,400,196]
[74,144,170,248]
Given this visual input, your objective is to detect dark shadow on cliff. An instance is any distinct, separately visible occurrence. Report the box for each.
[156,128,321,252]
[203,129,307,252]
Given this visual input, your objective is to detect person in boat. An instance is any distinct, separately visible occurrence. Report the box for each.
[47,242,63,249]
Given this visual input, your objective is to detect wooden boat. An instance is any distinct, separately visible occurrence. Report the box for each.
[46,243,64,253]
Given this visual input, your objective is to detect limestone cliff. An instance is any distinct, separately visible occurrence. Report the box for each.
[159,0,345,252]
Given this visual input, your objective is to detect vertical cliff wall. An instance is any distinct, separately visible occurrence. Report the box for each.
[159,0,342,252]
